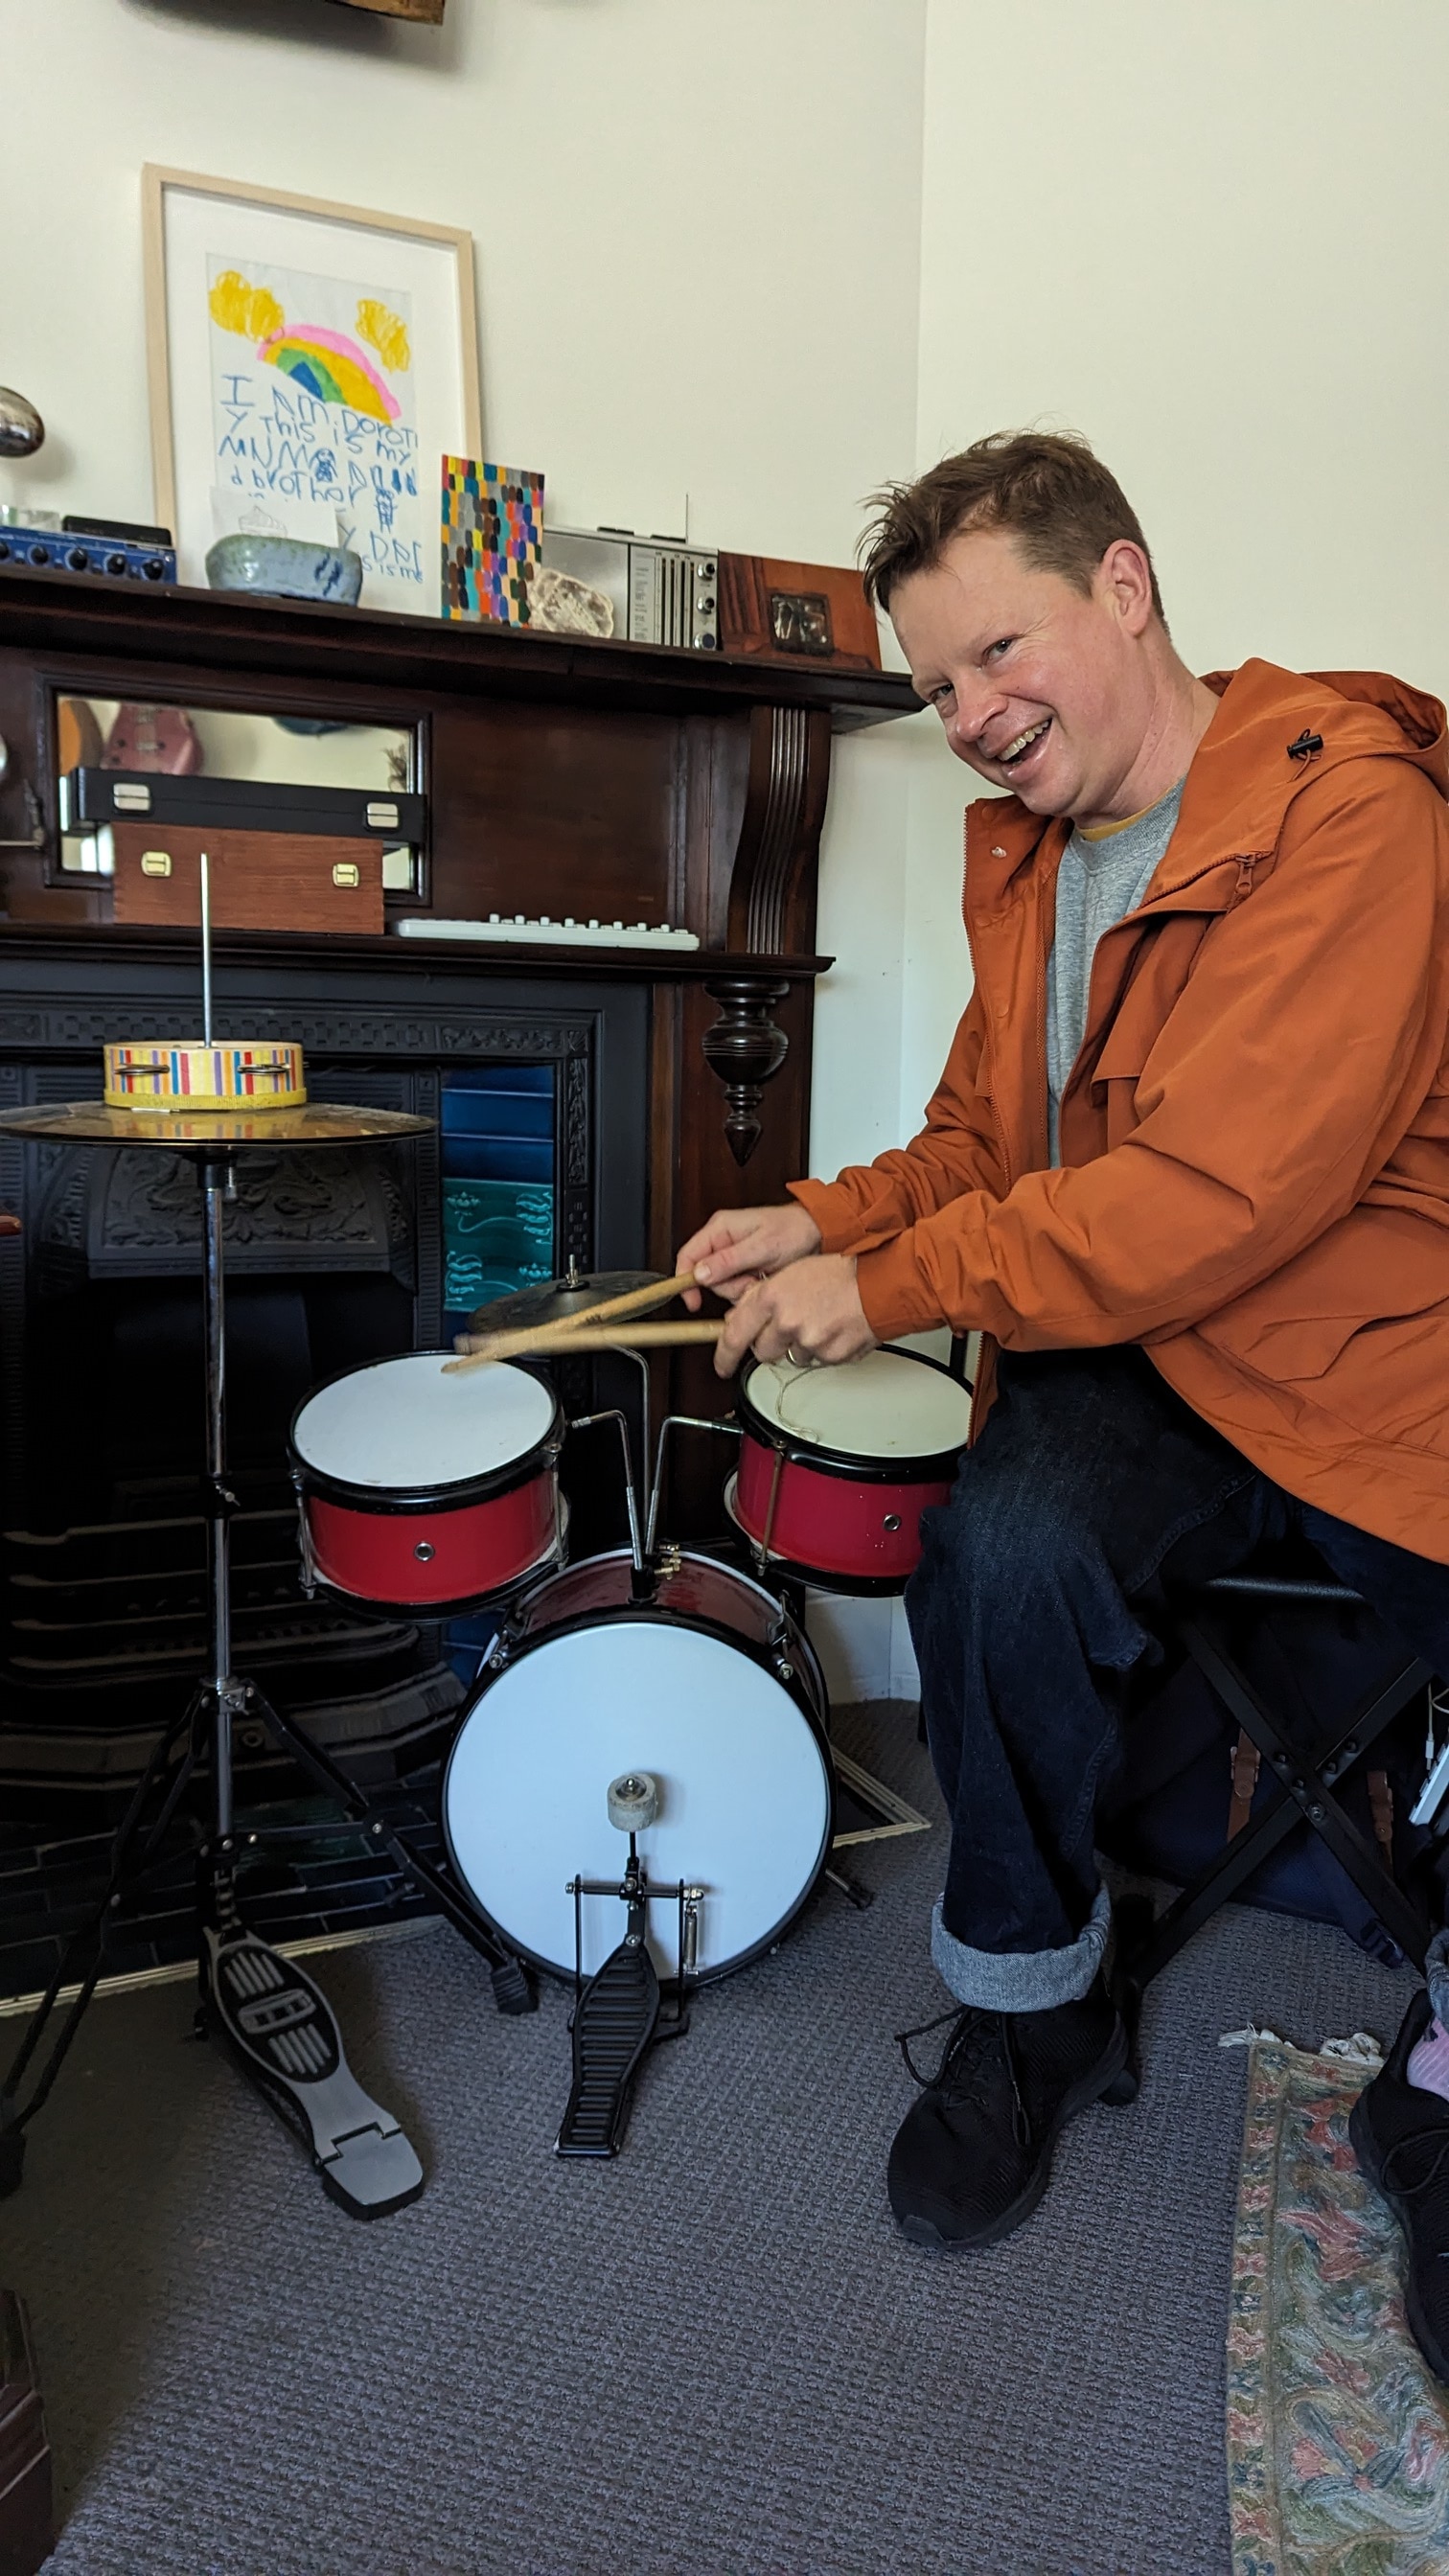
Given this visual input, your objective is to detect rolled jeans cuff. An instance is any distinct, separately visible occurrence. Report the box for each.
[931,1884,1112,2013]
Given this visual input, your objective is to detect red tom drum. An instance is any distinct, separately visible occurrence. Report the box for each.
[289,1351,564,1614]
[729,1345,972,1594]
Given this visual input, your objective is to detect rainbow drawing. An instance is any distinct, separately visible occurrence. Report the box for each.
[255,324,400,423]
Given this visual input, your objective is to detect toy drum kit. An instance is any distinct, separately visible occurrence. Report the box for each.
[0,860,972,2212]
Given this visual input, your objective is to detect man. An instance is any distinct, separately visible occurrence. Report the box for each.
[677,432,1449,2349]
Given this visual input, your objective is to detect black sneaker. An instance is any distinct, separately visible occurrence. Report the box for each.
[1349,1989,1449,2382]
[887,1975,1136,2249]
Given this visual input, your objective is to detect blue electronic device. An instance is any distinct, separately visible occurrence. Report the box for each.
[0,524,176,585]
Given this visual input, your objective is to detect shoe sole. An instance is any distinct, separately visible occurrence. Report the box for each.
[1347,2089,1449,2385]
[896,2021,1138,2253]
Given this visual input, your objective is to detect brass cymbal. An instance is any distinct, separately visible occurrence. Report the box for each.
[467,1268,663,1334]
[0,1102,434,1149]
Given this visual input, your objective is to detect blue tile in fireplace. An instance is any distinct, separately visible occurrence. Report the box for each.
[441,1085,554,1140]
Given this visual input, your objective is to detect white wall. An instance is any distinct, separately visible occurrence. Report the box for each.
[0,0,927,564]
[918,0,1449,701]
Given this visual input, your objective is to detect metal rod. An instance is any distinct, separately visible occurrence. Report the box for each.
[199,847,213,1046]
[623,1346,652,1530]
[200,1152,233,1839]
[567,1409,644,1572]
[756,1444,787,1576]
[645,1414,741,1556]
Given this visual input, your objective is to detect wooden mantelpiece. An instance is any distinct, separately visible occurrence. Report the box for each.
[0,566,917,730]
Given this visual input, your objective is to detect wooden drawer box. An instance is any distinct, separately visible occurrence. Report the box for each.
[107,825,384,935]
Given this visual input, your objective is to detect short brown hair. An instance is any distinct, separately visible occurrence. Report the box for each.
[861,429,1164,623]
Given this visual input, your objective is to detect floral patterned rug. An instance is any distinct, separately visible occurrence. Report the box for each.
[1228,2029,1449,2573]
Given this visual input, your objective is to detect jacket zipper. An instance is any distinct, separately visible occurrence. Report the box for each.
[968,830,1267,1183]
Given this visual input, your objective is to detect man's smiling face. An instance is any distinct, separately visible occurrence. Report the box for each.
[890,523,1159,828]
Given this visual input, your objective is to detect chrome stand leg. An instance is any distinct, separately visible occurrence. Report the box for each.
[201,1153,238,1845]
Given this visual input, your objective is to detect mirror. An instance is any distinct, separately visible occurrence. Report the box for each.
[55,695,421,893]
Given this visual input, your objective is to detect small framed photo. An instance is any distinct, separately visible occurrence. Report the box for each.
[142,165,482,614]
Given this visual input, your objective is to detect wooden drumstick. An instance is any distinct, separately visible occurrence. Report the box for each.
[444,1319,723,1373]
[456,1268,700,1358]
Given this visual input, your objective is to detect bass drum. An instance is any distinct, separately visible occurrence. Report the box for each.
[443,1550,835,1985]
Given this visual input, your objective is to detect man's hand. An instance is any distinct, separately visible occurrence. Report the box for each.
[711,1253,876,1379]
[676,1200,821,1310]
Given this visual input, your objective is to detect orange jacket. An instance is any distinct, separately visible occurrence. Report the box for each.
[792,659,1449,1562]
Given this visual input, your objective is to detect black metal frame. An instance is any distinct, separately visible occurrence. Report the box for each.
[1116,1570,1434,2000]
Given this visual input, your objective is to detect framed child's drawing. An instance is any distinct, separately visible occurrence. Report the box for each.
[142,166,482,615]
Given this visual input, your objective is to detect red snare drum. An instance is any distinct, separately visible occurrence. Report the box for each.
[289,1351,564,1614]
[729,1346,972,1594]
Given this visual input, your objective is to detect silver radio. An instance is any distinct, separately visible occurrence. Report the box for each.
[540,524,719,652]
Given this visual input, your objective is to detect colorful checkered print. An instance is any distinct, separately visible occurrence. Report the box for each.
[441,456,544,624]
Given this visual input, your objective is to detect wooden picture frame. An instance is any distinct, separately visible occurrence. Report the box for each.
[142,165,481,612]
[328,0,447,18]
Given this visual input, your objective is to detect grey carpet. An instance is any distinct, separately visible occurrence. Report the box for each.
[0,1701,1420,2576]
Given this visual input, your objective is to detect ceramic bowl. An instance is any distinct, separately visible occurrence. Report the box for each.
[204,533,364,606]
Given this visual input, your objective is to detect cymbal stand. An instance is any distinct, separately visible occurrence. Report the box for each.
[3,1076,536,2222]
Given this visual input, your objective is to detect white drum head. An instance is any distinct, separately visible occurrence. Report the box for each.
[444,1619,832,1979]
[292,1352,555,1491]
[747,1346,971,1462]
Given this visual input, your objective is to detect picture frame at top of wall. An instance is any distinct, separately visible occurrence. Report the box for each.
[142,165,482,616]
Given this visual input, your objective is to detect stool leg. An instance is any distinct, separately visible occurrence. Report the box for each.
[1183,1615,1431,1972]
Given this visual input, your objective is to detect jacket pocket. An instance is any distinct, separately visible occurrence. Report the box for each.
[1208,1215,1449,1384]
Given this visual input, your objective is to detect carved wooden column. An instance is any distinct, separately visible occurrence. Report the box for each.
[700,973,791,1165]
[724,703,832,956]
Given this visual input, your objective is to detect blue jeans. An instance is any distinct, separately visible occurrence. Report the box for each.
[904,1348,1449,2012]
